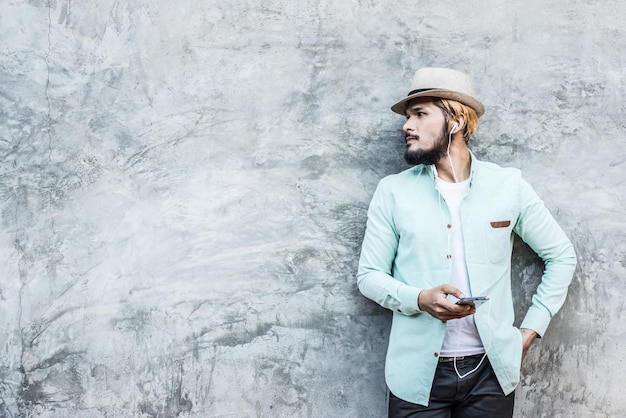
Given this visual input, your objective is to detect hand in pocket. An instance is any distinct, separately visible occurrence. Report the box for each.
[520,328,538,363]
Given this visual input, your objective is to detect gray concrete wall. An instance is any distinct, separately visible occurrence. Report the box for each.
[0,0,624,417]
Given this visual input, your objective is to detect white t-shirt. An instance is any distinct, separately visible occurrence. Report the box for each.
[436,176,485,357]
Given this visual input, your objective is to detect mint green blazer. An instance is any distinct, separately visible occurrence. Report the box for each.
[357,153,577,406]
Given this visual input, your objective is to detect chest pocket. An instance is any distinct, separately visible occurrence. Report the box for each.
[485,219,514,263]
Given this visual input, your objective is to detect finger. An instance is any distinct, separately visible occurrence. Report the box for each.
[440,298,473,313]
[440,306,475,320]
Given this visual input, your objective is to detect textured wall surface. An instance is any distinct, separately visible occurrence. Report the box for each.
[0,0,624,417]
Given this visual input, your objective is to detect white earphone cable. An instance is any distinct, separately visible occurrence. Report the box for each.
[436,167,493,379]
[447,123,459,183]
[452,298,492,379]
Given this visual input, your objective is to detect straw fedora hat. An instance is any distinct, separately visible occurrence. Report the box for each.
[391,67,485,117]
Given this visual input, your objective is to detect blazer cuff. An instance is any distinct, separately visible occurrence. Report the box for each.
[520,304,551,337]
[397,285,423,315]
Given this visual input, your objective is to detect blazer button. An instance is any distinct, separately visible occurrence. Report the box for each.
[434,352,439,357]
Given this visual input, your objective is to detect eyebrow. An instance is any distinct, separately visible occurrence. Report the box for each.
[405,105,427,115]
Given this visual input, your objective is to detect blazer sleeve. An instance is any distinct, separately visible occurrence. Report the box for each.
[514,177,577,336]
[356,178,423,315]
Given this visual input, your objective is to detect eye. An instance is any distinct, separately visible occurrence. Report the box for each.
[406,112,426,119]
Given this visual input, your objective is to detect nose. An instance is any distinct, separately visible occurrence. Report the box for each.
[403,117,415,134]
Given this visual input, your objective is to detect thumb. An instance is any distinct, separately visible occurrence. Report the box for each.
[440,284,464,299]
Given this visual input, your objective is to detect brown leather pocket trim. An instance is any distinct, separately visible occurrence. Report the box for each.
[490,220,511,228]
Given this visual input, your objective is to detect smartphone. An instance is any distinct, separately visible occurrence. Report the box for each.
[456,296,490,306]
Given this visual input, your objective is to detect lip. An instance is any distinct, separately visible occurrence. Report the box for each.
[406,136,418,145]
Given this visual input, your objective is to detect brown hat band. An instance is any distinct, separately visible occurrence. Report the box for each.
[407,88,440,96]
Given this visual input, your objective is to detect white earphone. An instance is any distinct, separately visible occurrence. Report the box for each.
[451,122,459,133]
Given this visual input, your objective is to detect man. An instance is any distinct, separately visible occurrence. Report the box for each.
[356,67,577,417]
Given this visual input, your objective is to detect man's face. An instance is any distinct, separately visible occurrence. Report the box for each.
[403,97,450,166]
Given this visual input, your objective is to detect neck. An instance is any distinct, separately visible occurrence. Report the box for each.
[435,139,471,183]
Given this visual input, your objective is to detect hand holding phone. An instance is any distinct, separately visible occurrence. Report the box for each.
[455,296,489,306]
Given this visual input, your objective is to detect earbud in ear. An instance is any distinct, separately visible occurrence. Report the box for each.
[451,122,459,133]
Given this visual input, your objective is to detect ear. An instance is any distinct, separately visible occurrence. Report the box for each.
[451,114,467,133]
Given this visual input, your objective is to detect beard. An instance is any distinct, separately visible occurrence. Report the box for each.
[404,122,450,166]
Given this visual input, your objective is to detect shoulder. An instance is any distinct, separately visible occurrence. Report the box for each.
[473,157,522,183]
[378,165,429,188]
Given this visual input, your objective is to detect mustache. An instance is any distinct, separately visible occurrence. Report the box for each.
[405,133,419,141]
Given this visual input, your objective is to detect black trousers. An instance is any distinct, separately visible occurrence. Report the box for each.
[388,355,515,418]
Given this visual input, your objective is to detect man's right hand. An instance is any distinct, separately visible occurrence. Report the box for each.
[418,284,476,322]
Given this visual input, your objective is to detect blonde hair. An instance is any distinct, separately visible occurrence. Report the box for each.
[433,98,479,143]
